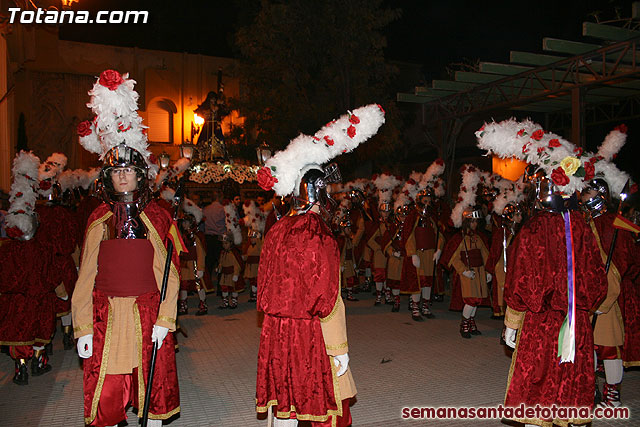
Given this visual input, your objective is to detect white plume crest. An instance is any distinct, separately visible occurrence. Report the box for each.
[264,104,385,197]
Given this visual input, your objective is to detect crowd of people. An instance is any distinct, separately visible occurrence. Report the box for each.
[0,70,639,427]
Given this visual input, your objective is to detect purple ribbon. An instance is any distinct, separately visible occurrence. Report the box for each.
[563,211,574,329]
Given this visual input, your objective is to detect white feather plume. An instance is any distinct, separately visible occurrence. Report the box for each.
[264,104,385,196]
[224,203,243,246]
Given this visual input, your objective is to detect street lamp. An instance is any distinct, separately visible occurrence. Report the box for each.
[159,152,171,169]
[256,141,272,166]
[180,143,196,160]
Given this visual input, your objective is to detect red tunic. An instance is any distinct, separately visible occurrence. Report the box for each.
[504,211,607,423]
[440,230,491,311]
[256,212,341,419]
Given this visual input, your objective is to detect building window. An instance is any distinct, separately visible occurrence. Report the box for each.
[147,98,177,143]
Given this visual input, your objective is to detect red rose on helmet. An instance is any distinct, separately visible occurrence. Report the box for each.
[77,120,93,137]
[551,167,569,186]
[6,226,23,239]
[583,161,595,181]
[39,180,52,191]
[548,138,561,148]
[517,129,525,137]
[531,129,544,141]
[574,146,583,156]
[324,136,334,146]
[99,70,124,91]
[347,125,356,138]
[614,124,627,134]
[349,114,360,125]
[257,167,278,191]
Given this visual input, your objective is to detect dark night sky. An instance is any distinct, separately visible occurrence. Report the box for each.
[59,0,634,76]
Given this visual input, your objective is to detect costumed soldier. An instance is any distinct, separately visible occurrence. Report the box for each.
[0,152,64,384]
[485,182,525,320]
[384,182,422,321]
[580,125,638,407]
[177,197,209,316]
[218,203,244,309]
[440,165,491,338]
[243,200,266,303]
[337,214,359,302]
[413,159,447,318]
[347,186,378,292]
[478,118,608,427]
[256,104,385,426]
[370,173,401,305]
[72,70,184,426]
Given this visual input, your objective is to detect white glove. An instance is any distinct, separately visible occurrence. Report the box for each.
[504,327,517,349]
[232,275,238,282]
[333,353,349,376]
[77,334,93,359]
[462,270,476,279]
[196,270,204,279]
[411,255,420,268]
[151,325,169,349]
[486,272,492,282]
[392,251,401,258]
[433,249,442,263]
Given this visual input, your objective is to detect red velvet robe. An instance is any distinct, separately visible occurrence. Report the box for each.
[256,212,341,419]
[81,201,182,423]
[504,211,608,425]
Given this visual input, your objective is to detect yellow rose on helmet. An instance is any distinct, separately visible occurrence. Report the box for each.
[560,156,581,176]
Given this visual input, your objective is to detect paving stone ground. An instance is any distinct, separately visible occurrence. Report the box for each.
[0,291,638,426]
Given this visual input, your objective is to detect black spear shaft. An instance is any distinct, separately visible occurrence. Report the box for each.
[141,239,173,427]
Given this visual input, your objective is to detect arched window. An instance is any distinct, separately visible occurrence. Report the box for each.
[147,98,177,143]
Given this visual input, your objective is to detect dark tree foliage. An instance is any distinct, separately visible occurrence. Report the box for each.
[232,0,404,171]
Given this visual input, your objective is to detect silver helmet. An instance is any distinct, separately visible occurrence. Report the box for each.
[581,178,609,219]
[290,162,341,216]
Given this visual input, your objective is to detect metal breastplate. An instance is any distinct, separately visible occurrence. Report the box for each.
[107,192,149,239]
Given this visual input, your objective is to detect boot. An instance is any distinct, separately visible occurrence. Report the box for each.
[391,295,400,312]
[420,299,434,318]
[469,317,481,335]
[384,288,393,305]
[599,382,621,407]
[195,300,208,316]
[31,349,52,376]
[229,296,238,309]
[177,299,188,316]
[460,318,471,339]
[248,290,257,303]
[62,325,74,350]
[374,290,382,306]
[13,359,28,385]
[346,288,359,301]
[411,300,424,322]
[218,296,229,310]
